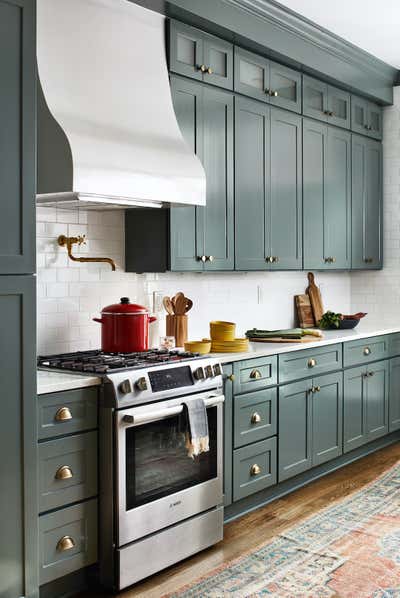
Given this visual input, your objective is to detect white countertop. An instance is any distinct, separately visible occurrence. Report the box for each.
[37,321,400,394]
[37,370,102,395]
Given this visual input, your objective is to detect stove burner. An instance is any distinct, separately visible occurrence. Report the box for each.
[37,349,201,374]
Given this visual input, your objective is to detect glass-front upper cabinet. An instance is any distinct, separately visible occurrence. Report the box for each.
[303,75,350,129]
[352,95,383,140]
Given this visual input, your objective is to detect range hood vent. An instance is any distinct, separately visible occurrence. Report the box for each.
[36,0,206,210]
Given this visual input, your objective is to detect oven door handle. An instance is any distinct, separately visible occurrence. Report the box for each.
[120,394,225,427]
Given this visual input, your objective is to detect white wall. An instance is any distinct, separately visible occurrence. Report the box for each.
[351,88,400,320]
[37,206,351,354]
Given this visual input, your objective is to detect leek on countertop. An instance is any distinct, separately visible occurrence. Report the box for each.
[246,328,323,339]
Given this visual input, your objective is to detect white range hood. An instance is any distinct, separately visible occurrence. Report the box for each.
[36,0,206,209]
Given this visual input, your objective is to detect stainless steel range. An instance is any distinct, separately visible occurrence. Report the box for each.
[38,349,224,591]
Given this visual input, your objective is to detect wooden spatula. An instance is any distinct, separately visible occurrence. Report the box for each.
[306,272,324,324]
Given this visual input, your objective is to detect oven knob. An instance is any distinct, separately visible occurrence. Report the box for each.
[135,377,148,391]
[213,364,222,376]
[205,365,213,378]
[119,379,132,395]
[194,367,205,380]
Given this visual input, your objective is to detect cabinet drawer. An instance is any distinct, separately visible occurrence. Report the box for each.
[39,431,98,513]
[279,344,342,383]
[343,335,389,367]
[38,387,98,440]
[39,499,98,585]
[234,388,277,448]
[233,437,277,501]
[233,356,277,395]
[389,333,400,357]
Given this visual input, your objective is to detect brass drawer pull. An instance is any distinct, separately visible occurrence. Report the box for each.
[308,358,317,368]
[55,407,72,422]
[226,373,235,382]
[250,369,262,380]
[363,347,371,356]
[55,465,73,480]
[250,463,261,476]
[251,412,261,424]
[56,535,75,552]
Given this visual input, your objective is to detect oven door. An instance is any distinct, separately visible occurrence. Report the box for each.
[116,392,224,546]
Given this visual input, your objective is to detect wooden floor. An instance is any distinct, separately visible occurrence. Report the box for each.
[85,443,400,598]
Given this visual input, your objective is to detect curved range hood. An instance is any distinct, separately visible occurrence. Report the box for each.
[36,0,206,210]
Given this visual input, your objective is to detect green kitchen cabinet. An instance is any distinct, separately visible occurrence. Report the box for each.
[351,95,383,140]
[351,135,383,269]
[343,361,389,453]
[169,76,234,271]
[0,0,36,274]
[223,364,234,507]
[233,388,277,448]
[235,98,302,270]
[234,47,301,113]
[303,75,350,129]
[311,372,343,466]
[168,20,233,90]
[0,276,37,598]
[389,357,400,432]
[303,119,351,269]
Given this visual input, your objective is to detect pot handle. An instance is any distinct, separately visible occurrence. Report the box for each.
[149,316,157,324]
[93,318,104,324]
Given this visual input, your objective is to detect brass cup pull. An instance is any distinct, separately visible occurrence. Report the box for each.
[207,67,213,75]
[308,358,316,368]
[226,373,235,382]
[55,407,72,422]
[363,347,371,356]
[55,465,73,480]
[56,535,75,552]
[251,412,261,424]
[250,463,261,476]
[250,369,262,380]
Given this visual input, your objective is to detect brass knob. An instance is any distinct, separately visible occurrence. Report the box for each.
[269,256,274,263]
[198,64,207,72]
[56,535,75,552]
[314,385,321,392]
[251,412,261,424]
[369,371,375,377]
[55,407,72,422]
[272,256,279,263]
[207,67,213,75]
[265,256,271,262]
[55,465,73,480]
[364,257,373,264]
[198,255,207,262]
[308,358,316,368]
[324,257,334,263]
[363,347,371,356]
[250,464,261,476]
[226,374,235,382]
[332,257,336,263]
[207,255,214,262]
[250,369,262,380]
[270,90,278,97]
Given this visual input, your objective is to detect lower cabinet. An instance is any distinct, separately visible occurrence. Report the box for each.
[389,357,400,432]
[279,371,343,481]
[233,437,277,501]
[343,361,389,453]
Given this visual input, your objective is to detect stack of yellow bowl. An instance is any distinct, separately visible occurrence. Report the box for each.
[209,321,249,353]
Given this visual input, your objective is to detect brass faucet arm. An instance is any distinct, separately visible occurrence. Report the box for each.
[57,235,116,271]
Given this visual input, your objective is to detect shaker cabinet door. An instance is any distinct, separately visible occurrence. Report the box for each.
[269,62,302,113]
[203,36,233,90]
[389,357,400,432]
[311,372,343,466]
[168,20,204,81]
[365,361,388,441]
[302,75,328,122]
[367,103,383,140]
[351,96,369,136]
[343,366,367,453]
[234,47,269,102]
[327,85,351,129]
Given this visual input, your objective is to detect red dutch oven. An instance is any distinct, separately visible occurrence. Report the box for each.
[93,297,157,353]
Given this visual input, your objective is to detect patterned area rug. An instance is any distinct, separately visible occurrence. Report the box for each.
[167,461,400,597]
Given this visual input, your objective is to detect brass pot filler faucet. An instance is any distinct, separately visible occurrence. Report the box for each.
[58,235,116,271]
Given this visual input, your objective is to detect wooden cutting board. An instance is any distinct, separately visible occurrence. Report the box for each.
[295,294,315,328]
[248,336,322,343]
[306,272,324,324]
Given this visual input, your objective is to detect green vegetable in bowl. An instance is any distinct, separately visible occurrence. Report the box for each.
[318,311,342,329]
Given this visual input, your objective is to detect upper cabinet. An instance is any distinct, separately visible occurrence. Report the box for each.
[168,20,233,90]
[234,47,301,113]
[303,119,351,270]
[303,75,351,129]
[351,96,383,140]
[0,0,36,274]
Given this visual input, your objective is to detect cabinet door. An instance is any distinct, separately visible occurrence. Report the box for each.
[223,365,233,506]
[367,102,383,140]
[303,75,328,122]
[234,47,269,103]
[351,95,369,136]
[343,366,367,453]
[235,97,270,270]
[270,108,302,269]
[312,372,343,466]
[168,20,203,81]
[327,86,351,129]
[352,136,382,269]
[0,276,37,598]
[0,0,35,274]
[269,62,302,113]
[170,76,204,271]
[389,357,400,432]
[202,87,234,270]
[366,361,388,441]
[279,380,312,482]
[203,36,233,90]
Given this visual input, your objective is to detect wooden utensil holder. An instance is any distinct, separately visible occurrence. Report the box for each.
[166,314,188,348]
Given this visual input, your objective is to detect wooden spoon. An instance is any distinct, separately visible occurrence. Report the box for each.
[162,296,174,315]
[174,292,187,315]
[185,298,193,313]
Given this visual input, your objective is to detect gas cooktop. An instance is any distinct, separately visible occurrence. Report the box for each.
[37,349,202,375]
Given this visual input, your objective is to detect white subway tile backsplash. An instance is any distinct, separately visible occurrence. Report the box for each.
[47,283,70,298]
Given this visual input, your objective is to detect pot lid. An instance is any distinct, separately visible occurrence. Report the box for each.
[101,297,148,315]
